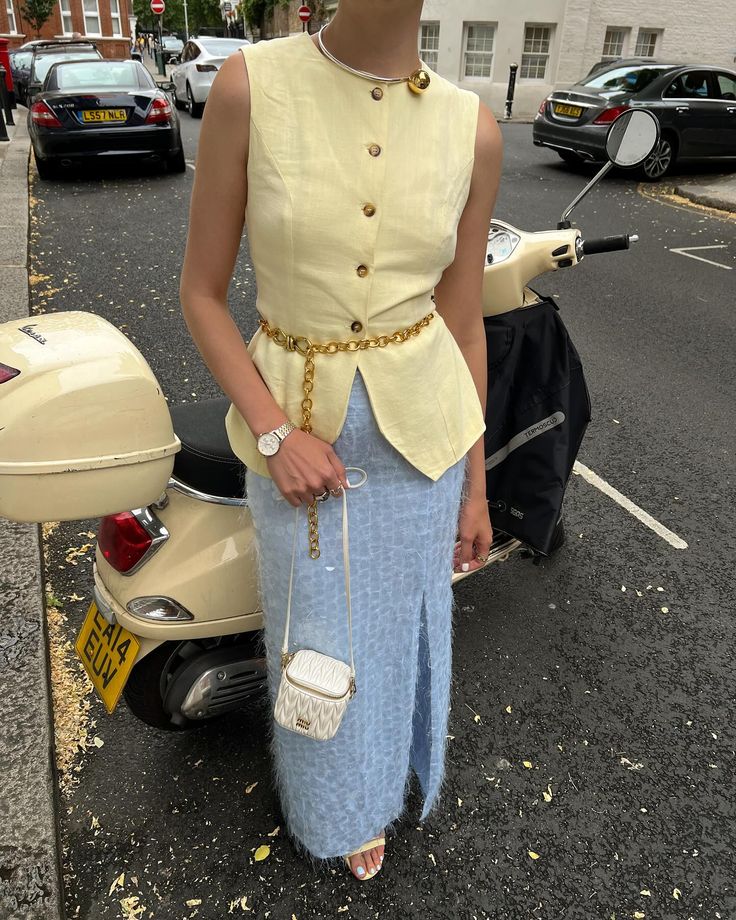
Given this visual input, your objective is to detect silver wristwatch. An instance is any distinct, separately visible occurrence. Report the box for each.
[257,420,296,457]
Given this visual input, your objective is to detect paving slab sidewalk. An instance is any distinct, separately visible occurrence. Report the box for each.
[0,119,64,920]
[673,172,736,213]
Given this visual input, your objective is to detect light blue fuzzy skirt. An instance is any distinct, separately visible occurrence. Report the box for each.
[245,369,467,863]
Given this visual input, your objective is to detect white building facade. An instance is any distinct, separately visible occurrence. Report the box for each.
[349,0,736,118]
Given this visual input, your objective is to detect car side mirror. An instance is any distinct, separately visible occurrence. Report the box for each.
[158,80,175,93]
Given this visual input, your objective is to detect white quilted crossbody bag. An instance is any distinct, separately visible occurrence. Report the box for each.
[273,469,366,740]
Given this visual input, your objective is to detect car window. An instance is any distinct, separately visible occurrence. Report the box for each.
[54,60,142,90]
[663,70,711,99]
[584,65,672,93]
[198,39,247,56]
[12,51,32,69]
[32,50,101,83]
[715,72,736,100]
[188,42,201,60]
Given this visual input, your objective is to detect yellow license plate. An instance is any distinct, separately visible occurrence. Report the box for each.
[81,109,127,123]
[75,602,140,713]
[553,103,583,117]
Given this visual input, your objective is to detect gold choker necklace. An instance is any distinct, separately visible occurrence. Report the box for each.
[316,25,430,94]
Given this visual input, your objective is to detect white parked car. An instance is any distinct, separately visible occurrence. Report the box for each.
[171,37,250,117]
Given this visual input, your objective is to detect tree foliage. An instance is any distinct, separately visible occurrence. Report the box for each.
[133,0,223,35]
[20,0,56,35]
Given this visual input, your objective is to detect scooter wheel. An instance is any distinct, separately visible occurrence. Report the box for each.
[123,642,195,731]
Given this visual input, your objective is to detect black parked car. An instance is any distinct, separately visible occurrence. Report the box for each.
[9,48,33,105]
[28,59,185,178]
[25,40,102,104]
[533,61,736,179]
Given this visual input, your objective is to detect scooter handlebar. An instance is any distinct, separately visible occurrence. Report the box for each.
[581,234,639,255]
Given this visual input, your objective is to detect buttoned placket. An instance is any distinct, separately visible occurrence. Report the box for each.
[349,81,390,335]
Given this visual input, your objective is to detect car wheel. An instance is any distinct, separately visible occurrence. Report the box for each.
[34,151,57,180]
[187,83,204,119]
[640,136,676,181]
[557,150,585,167]
[167,147,186,174]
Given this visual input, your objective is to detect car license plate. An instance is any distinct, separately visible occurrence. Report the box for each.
[80,108,127,123]
[553,103,583,117]
[75,602,140,713]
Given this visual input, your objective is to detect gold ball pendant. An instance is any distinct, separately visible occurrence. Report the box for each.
[408,68,431,94]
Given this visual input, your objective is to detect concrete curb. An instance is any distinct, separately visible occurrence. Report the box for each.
[0,121,65,920]
[673,182,736,215]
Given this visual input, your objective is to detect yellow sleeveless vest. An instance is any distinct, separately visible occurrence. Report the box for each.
[224,31,486,480]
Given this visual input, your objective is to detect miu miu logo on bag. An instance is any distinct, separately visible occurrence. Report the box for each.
[296,716,310,732]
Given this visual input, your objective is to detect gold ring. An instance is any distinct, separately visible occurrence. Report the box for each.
[475,553,489,564]
[330,487,343,496]
[315,490,330,502]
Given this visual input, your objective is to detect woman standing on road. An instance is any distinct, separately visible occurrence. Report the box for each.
[179,0,502,881]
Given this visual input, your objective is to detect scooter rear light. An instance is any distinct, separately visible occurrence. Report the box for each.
[98,512,153,573]
[0,362,20,383]
[126,596,194,622]
[593,104,629,125]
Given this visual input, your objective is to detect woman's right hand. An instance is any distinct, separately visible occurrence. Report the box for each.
[266,430,347,507]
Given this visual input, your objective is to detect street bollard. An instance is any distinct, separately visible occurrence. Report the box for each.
[0,99,8,142]
[504,63,518,121]
[0,66,14,127]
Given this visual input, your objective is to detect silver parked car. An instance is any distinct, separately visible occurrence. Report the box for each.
[171,36,250,117]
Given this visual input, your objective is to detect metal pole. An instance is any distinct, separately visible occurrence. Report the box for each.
[0,66,14,128]
[183,0,189,41]
[0,104,8,142]
[157,15,166,76]
[504,62,518,121]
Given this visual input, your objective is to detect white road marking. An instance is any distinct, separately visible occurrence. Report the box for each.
[573,461,688,550]
[669,244,732,270]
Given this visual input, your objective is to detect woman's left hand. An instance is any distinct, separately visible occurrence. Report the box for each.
[453,494,493,574]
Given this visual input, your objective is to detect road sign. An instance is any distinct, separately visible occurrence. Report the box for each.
[223,2,231,9]
[150,0,165,15]
[298,4,311,22]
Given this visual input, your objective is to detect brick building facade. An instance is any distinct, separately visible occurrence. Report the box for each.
[1,0,132,56]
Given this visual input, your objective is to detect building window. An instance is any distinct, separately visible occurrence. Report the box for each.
[110,0,122,36]
[58,0,73,34]
[419,22,439,69]
[6,0,17,32]
[463,23,494,79]
[83,0,101,35]
[520,25,552,80]
[602,28,627,58]
[634,29,659,57]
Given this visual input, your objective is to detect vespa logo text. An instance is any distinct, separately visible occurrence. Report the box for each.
[18,324,47,345]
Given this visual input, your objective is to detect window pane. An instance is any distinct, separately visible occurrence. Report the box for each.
[520,54,548,79]
[523,26,550,54]
[603,28,625,57]
[634,30,658,56]
[420,22,439,68]
[464,24,494,79]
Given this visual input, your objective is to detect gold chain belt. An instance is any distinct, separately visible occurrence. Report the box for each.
[258,311,435,558]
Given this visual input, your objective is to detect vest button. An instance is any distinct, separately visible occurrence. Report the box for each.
[362,203,376,217]
[356,264,369,277]
[368,143,382,157]
[351,321,363,333]
[371,86,384,100]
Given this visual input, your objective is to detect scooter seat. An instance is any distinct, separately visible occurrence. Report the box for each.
[169,398,246,499]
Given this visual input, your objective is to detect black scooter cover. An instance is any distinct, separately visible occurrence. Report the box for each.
[483,295,591,555]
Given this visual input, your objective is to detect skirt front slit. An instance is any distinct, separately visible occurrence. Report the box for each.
[245,369,466,862]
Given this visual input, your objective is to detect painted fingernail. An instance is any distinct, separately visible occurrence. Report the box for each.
[461,562,469,572]
[356,865,365,876]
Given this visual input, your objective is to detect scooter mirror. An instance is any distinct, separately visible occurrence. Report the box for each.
[604,109,660,168]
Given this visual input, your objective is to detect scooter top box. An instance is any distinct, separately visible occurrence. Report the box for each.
[0,311,180,524]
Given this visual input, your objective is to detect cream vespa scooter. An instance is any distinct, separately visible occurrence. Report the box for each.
[0,110,659,729]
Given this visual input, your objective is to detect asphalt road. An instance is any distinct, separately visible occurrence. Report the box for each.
[29,115,736,920]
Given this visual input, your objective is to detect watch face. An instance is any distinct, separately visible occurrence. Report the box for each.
[258,433,280,456]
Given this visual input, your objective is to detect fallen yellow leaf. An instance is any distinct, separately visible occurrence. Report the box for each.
[109,872,125,895]
[253,845,270,861]
[267,826,280,837]
[673,889,681,900]
[542,784,552,802]
[245,781,258,794]
[505,705,512,713]
[633,912,645,919]
[640,889,651,896]
[522,760,533,769]
[528,850,540,859]
[186,899,202,907]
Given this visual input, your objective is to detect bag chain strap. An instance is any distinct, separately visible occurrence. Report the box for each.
[259,311,435,558]
[280,476,358,699]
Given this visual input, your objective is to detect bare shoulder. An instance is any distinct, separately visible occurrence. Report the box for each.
[207,49,250,114]
[474,100,503,169]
